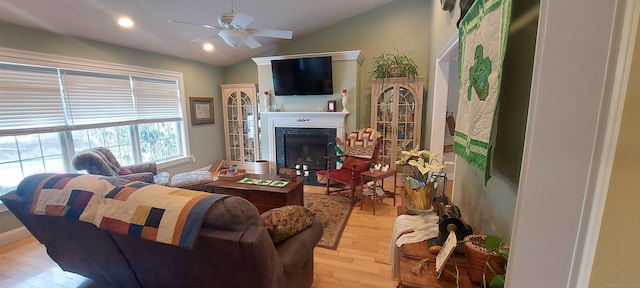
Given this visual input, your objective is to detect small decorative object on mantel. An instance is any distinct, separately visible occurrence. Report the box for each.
[262,91,271,112]
[396,148,454,213]
[327,100,336,112]
[341,88,349,113]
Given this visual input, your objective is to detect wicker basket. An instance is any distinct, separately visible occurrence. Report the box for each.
[463,235,507,283]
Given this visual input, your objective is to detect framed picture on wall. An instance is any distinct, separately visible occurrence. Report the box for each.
[190,97,214,125]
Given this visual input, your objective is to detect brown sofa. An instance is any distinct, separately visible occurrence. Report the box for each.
[1,173,323,288]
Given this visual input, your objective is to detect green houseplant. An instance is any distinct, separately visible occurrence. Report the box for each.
[462,234,509,288]
[370,50,419,79]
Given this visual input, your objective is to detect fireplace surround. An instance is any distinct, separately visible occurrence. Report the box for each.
[275,127,337,184]
[262,112,347,176]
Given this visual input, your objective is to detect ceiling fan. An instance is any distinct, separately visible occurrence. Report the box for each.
[169,1,293,49]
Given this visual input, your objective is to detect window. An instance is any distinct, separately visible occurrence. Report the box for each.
[0,49,188,199]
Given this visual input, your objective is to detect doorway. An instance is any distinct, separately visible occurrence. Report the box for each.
[430,35,459,179]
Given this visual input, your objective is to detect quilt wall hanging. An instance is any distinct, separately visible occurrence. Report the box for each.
[454,0,512,182]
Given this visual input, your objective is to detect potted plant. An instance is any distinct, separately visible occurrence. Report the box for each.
[370,50,419,80]
[462,234,509,288]
[396,149,453,212]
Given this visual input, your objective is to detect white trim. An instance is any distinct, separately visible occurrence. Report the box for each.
[0,47,183,80]
[0,46,192,171]
[572,1,639,287]
[430,34,458,157]
[0,227,31,247]
[156,156,195,170]
[252,50,364,66]
[507,0,619,287]
[261,112,347,173]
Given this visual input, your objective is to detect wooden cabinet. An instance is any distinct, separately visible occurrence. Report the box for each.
[221,84,259,170]
[371,78,424,171]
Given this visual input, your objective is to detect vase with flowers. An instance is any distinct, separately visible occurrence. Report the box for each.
[396,149,454,213]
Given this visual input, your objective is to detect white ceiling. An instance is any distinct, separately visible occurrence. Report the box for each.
[0,0,396,67]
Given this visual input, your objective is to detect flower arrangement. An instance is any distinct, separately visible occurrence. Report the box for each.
[396,149,454,211]
[396,149,454,187]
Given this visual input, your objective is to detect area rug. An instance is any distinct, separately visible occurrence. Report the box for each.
[304,193,353,250]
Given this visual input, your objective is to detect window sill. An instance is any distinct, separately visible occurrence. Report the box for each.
[157,156,194,170]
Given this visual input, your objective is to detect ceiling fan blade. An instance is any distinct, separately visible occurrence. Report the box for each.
[251,29,293,39]
[168,20,221,30]
[230,12,254,29]
[190,32,219,43]
[244,36,262,49]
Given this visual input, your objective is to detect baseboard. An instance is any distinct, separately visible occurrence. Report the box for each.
[0,227,31,247]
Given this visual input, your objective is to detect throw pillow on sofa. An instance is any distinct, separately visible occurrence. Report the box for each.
[261,205,315,243]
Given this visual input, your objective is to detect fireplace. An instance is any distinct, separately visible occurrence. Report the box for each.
[275,128,336,184]
[262,111,347,181]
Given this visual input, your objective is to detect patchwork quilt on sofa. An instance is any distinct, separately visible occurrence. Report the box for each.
[19,173,227,248]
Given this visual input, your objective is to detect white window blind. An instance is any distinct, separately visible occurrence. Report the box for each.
[61,70,137,129]
[133,76,182,122]
[0,63,67,136]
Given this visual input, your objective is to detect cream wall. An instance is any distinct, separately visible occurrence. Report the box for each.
[588,17,640,287]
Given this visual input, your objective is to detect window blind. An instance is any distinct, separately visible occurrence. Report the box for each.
[61,70,137,129]
[133,76,182,122]
[0,63,67,136]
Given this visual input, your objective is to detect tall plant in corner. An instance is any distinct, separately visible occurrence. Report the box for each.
[370,50,419,80]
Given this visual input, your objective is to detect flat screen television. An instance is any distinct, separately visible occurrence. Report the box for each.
[271,56,333,96]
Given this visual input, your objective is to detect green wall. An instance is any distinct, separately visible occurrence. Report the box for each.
[0,21,226,234]
[429,1,539,240]
[226,0,431,133]
[0,0,532,247]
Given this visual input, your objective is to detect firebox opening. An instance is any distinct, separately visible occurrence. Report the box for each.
[275,127,337,185]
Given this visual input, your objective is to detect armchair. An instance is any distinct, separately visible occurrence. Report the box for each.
[72,147,157,183]
[324,128,382,201]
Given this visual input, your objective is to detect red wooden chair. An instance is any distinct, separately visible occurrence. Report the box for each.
[324,128,382,201]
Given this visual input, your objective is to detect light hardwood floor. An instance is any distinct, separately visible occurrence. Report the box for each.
[0,183,401,288]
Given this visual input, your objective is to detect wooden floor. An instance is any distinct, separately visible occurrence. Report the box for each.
[0,183,401,288]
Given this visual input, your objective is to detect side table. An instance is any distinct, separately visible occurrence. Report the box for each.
[359,168,397,215]
[395,207,473,288]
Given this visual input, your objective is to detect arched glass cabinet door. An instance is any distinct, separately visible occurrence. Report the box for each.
[375,86,396,168]
[370,78,424,172]
[240,91,256,162]
[221,84,258,167]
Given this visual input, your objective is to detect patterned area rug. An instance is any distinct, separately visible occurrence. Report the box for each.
[304,193,353,250]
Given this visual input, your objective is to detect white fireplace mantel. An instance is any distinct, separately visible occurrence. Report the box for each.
[261,112,347,173]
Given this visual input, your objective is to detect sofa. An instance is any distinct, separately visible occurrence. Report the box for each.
[1,173,323,288]
[72,147,157,183]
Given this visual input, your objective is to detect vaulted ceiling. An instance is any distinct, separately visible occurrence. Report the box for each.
[0,0,397,66]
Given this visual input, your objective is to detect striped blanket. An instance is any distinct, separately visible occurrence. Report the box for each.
[20,173,227,248]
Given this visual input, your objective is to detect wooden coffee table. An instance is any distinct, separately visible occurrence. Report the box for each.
[205,174,304,213]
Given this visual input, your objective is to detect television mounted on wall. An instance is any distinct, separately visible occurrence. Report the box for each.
[271,56,333,96]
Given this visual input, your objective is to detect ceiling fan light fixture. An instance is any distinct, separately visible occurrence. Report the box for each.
[202,43,214,52]
[218,30,246,48]
[117,17,134,28]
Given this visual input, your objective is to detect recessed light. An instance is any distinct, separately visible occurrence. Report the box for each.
[117,17,134,28]
[203,43,214,52]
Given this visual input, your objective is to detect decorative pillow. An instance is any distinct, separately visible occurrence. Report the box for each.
[260,205,315,243]
[119,167,133,175]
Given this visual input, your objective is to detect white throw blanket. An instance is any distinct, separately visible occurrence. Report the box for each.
[389,213,439,280]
